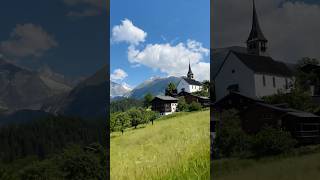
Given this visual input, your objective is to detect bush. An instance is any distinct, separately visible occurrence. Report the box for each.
[214,110,251,158]
[177,97,189,112]
[214,111,297,158]
[250,126,297,158]
[58,145,106,180]
[17,144,107,180]
[18,160,60,180]
[188,102,202,112]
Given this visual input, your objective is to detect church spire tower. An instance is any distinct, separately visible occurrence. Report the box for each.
[187,61,194,79]
[247,0,268,56]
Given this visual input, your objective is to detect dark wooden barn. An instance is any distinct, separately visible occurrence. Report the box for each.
[212,92,320,144]
[177,91,210,107]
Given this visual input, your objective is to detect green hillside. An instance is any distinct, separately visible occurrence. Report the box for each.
[110,111,210,180]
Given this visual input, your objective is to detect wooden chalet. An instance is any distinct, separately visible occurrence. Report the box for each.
[151,96,178,116]
[212,92,320,144]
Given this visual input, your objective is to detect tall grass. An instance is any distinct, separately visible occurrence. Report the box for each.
[213,149,320,180]
[110,111,210,180]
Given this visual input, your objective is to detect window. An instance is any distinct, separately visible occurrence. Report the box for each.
[272,77,276,88]
[261,42,266,51]
[232,69,235,74]
[262,75,266,87]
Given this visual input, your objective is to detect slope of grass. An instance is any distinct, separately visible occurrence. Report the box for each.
[110,111,210,180]
[213,151,320,180]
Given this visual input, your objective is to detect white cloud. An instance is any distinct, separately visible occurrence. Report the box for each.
[0,23,58,58]
[128,40,210,81]
[111,68,128,81]
[121,82,133,91]
[63,0,104,17]
[213,0,320,62]
[112,19,147,45]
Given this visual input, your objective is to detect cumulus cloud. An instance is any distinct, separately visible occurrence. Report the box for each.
[111,68,128,81]
[128,40,210,81]
[0,23,58,58]
[111,19,147,45]
[63,0,104,17]
[112,18,210,81]
[121,82,133,91]
[213,0,320,62]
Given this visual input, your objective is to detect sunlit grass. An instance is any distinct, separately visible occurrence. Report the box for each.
[110,111,210,180]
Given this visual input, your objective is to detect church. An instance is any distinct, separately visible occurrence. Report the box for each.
[177,62,203,93]
[214,0,294,100]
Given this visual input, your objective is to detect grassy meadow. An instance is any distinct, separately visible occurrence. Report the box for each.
[110,110,210,180]
[213,148,320,180]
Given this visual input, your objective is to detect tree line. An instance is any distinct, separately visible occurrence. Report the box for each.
[110,108,159,133]
[0,116,106,163]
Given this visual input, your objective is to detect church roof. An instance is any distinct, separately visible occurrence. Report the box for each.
[247,0,267,43]
[182,77,202,86]
[233,51,293,77]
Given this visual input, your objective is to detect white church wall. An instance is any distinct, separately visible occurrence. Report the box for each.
[215,53,256,100]
[189,85,202,93]
[177,79,190,93]
[254,74,293,97]
[177,79,202,93]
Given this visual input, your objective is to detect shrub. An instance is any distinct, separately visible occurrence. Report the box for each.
[177,97,189,112]
[188,102,202,112]
[57,145,106,180]
[214,110,251,158]
[18,160,60,180]
[251,126,297,158]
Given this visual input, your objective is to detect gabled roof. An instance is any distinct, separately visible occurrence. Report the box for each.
[178,91,209,100]
[232,52,293,77]
[153,96,178,101]
[255,102,320,118]
[247,0,267,43]
[181,77,202,86]
[212,91,263,110]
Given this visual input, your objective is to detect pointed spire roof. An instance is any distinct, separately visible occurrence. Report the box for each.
[188,61,193,74]
[247,0,267,43]
[187,60,194,79]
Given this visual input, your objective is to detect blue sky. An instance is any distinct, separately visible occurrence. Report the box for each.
[111,0,210,88]
[214,0,320,62]
[0,0,107,79]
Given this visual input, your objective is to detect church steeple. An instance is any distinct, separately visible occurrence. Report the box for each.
[247,0,268,56]
[187,61,194,79]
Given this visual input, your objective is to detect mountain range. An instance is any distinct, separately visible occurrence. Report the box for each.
[110,81,131,98]
[110,76,182,100]
[0,58,72,112]
[0,58,108,123]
